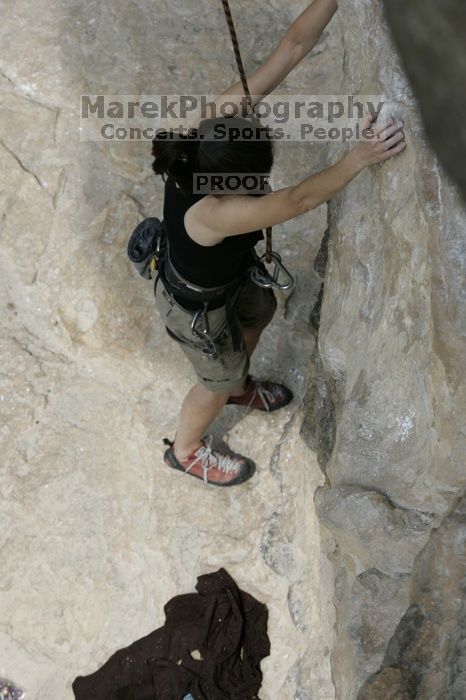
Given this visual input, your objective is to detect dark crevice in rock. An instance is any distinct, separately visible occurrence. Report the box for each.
[313,226,331,278]
[301,223,336,474]
[309,226,331,333]
[301,351,336,474]
[309,283,324,334]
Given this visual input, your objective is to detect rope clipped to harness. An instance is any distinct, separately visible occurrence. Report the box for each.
[220,0,294,291]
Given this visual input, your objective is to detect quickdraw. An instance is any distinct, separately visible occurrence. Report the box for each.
[220,0,295,292]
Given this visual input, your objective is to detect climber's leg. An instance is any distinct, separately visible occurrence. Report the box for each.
[172,320,274,459]
[173,382,240,459]
[157,275,290,480]
[165,379,255,487]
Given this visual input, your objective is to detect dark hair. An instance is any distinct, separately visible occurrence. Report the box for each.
[151,116,275,196]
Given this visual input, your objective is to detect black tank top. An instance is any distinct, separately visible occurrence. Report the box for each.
[162,177,263,288]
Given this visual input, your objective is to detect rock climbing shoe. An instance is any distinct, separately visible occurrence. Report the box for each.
[163,435,255,487]
[227,376,293,412]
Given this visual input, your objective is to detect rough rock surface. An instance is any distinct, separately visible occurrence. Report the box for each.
[0,1,343,698]
[358,493,466,699]
[315,486,433,575]
[302,1,466,698]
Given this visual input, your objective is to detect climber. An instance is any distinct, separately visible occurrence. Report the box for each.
[151,0,406,487]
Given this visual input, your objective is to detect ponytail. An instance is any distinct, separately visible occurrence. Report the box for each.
[151,130,199,196]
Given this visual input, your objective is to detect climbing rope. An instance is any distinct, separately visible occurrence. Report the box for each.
[220,0,254,118]
[220,0,273,264]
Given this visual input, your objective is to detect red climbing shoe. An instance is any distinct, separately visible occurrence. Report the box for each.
[163,436,255,487]
[227,376,293,412]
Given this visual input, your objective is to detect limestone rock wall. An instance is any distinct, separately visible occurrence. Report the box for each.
[0,1,343,698]
[303,1,466,697]
[358,493,466,699]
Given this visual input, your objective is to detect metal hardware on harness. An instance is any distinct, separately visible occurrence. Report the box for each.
[250,252,295,291]
[190,304,219,360]
[149,222,167,274]
[162,242,243,355]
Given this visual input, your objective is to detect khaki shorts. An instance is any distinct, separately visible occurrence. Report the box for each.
[155,276,277,393]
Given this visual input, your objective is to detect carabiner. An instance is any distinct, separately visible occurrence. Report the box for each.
[190,304,219,360]
[190,305,209,338]
[250,252,295,291]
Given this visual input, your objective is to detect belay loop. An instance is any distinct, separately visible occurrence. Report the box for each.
[220,0,295,291]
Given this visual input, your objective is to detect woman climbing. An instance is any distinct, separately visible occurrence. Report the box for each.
[151,0,406,487]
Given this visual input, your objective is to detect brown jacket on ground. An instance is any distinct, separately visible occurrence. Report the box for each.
[72,568,270,700]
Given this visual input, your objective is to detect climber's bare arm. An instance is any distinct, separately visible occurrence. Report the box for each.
[216,0,338,112]
[185,116,406,243]
[183,0,338,128]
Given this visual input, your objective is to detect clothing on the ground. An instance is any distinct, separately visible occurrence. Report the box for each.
[162,176,264,291]
[72,568,270,700]
[155,274,277,393]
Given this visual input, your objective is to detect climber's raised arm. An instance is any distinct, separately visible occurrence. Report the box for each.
[185,0,338,127]
[219,0,338,113]
[184,115,406,243]
[284,0,339,60]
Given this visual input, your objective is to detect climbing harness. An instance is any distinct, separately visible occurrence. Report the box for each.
[220,0,295,292]
[128,217,244,358]
[127,211,292,358]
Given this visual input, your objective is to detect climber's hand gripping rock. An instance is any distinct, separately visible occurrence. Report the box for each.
[351,112,406,167]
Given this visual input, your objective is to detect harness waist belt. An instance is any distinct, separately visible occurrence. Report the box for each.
[161,247,244,308]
